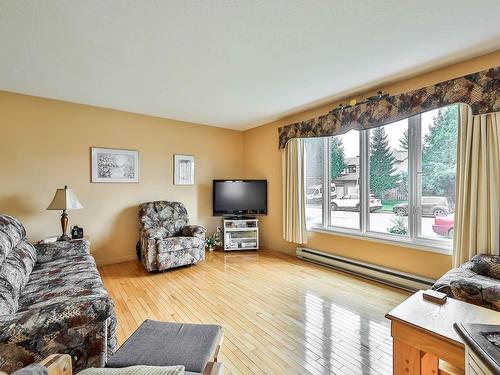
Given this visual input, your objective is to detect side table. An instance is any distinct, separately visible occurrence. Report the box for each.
[385,290,500,375]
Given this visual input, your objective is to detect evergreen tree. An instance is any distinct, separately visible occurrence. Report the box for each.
[330,137,346,179]
[370,127,398,198]
[422,105,458,203]
[399,129,409,151]
[397,170,409,201]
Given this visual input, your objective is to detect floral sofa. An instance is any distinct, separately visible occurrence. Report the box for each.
[432,254,500,311]
[138,201,206,272]
[0,214,117,373]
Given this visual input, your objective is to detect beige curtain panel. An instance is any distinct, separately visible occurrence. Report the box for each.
[282,138,307,244]
[453,105,500,267]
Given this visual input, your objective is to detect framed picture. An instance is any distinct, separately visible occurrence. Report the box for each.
[174,154,195,185]
[91,147,139,183]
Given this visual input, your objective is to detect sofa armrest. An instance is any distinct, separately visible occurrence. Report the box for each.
[34,239,90,263]
[0,294,114,345]
[181,225,206,241]
[450,277,500,311]
[431,265,477,297]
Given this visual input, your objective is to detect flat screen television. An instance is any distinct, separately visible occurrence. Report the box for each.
[213,180,267,216]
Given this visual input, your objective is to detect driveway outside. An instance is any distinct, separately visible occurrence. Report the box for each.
[305,203,449,240]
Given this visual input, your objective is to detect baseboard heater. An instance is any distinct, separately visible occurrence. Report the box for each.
[296,247,435,292]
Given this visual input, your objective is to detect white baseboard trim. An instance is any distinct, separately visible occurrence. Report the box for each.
[95,254,138,266]
[296,247,435,292]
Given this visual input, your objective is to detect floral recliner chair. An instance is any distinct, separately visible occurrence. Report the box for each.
[138,201,206,272]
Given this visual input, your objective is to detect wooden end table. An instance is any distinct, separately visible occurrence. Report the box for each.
[385,290,500,375]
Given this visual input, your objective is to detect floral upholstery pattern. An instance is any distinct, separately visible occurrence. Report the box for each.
[156,248,205,272]
[35,239,90,263]
[432,254,500,311]
[138,202,206,272]
[0,215,27,267]
[181,225,206,241]
[0,214,117,373]
[157,237,203,254]
[278,66,500,149]
[468,254,500,279]
[0,241,37,315]
[450,277,500,311]
[139,202,189,238]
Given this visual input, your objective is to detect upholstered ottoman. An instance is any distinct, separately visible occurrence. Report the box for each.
[106,320,224,375]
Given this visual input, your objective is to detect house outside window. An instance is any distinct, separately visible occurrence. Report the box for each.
[304,104,459,253]
[346,164,357,174]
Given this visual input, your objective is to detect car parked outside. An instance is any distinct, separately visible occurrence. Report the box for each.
[306,184,337,202]
[331,194,382,212]
[393,196,450,217]
[432,214,454,237]
[306,185,322,202]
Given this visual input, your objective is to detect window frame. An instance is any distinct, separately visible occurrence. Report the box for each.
[306,109,456,255]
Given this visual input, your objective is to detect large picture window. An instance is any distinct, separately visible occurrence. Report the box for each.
[304,104,459,252]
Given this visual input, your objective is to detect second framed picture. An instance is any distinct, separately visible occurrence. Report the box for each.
[174,154,195,185]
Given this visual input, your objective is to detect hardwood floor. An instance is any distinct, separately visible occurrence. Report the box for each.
[99,249,409,375]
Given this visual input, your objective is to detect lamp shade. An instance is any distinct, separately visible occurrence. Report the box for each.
[47,186,83,210]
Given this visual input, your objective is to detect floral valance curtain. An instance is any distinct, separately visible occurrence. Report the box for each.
[278,67,500,149]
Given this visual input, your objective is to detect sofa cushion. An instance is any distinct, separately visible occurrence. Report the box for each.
[0,241,37,315]
[0,215,26,267]
[450,276,500,311]
[157,237,203,254]
[17,254,107,312]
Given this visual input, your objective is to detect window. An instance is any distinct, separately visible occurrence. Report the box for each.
[418,106,458,241]
[368,120,409,236]
[330,131,360,230]
[305,138,324,226]
[304,105,459,251]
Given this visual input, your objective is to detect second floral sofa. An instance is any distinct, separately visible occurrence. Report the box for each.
[432,254,499,311]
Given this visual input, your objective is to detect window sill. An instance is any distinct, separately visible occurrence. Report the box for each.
[306,226,452,255]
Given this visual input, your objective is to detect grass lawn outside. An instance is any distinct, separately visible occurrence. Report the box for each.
[380,200,406,212]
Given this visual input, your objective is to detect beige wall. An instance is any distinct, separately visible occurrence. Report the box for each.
[0,92,244,265]
[243,50,500,280]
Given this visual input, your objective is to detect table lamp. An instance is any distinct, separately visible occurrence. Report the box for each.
[47,185,83,241]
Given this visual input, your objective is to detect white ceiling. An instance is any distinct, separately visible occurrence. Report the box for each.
[1,1,500,130]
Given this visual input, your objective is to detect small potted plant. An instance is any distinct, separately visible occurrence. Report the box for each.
[387,216,408,236]
[205,233,221,252]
